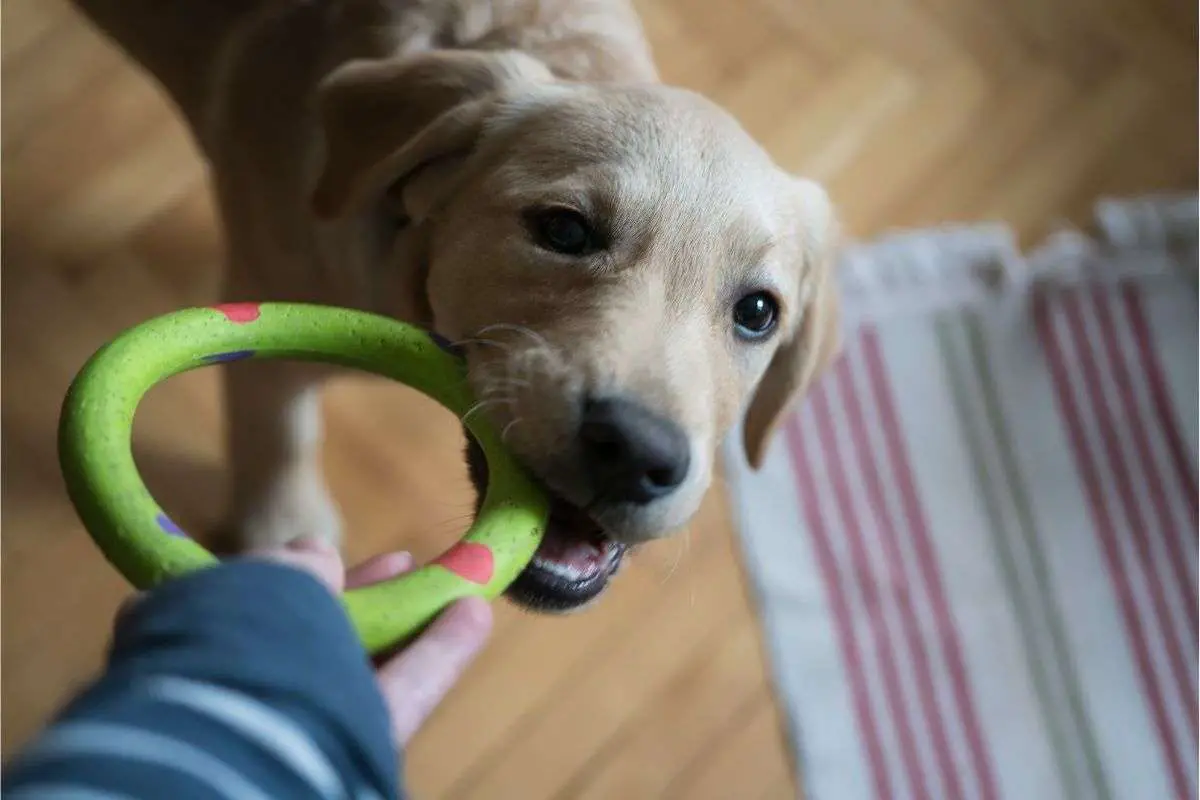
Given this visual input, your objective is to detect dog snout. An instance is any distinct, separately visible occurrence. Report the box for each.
[579,397,690,504]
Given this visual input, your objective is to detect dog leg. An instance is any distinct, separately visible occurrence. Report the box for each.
[219,358,342,551]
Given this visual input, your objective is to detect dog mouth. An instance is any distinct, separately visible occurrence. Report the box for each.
[464,436,628,612]
[507,500,629,612]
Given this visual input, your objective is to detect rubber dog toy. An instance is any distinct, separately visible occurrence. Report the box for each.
[58,302,549,654]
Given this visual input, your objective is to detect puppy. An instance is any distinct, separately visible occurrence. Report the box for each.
[70,0,840,611]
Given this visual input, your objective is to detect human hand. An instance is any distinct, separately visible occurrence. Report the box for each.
[250,539,494,745]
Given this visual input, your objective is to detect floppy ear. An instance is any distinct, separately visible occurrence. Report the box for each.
[311,50,552,220]
[742,180,841,469]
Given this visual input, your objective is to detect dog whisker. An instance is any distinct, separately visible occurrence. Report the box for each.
[454,335,514,354]
[476,323,565,371]
[460,396,510,425]
[659,527,691,585]
[429,512,479,532]
[478,377,531,393]
[476,322,549,349]
[472,386,517,404]
[500,417,523,443]
[466,358,532,394]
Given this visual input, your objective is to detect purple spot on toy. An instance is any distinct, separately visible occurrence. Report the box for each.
[202,350,255,364]
[155,512,187,538]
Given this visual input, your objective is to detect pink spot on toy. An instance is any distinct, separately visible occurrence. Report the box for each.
[433,542,495,585]
[212,303,261,324]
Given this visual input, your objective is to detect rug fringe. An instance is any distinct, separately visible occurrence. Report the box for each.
[838,194,1198,324]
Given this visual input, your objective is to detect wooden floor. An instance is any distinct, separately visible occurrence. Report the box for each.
[2,0,1194,797]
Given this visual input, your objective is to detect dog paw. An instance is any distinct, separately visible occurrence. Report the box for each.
[219,475,344,554]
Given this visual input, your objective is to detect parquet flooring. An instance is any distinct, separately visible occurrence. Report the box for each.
[2,0,1195,797]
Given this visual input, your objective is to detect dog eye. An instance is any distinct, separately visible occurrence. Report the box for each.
[732,292,779,340]
[528,208,599,256]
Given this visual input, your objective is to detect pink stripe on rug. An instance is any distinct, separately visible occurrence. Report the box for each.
[1036,292,1192,800]
[862,329,1001,800]
[834,352,968,800]
[784,415,895,799]
[1060,289,1198,731]
[810,380,933,800]
[1089,286,1198,641]
[1121,285,1200,531]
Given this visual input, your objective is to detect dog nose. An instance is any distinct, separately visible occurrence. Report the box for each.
[579,397,691,504]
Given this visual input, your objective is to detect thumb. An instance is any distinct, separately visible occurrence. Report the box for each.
[374,596,493,744]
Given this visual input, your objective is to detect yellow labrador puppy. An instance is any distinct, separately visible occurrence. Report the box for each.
[71,0,840,610]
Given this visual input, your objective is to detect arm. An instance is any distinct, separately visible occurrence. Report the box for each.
[3,560,402,799]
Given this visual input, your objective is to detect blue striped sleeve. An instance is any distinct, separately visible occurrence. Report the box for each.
[3,561,404,799]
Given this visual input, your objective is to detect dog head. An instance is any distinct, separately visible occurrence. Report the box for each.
[313,50,839,610]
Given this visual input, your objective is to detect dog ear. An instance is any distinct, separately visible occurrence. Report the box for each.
[311,50,552,220]
[742,180,841,469]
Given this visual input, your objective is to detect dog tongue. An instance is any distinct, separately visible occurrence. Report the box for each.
[534,534,606,575]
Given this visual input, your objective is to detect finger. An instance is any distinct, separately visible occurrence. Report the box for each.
[346,551,415,589]
[375,596,494,744]
[249,538,345,593]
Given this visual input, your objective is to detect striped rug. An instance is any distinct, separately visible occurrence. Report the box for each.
[724,196,1198,800]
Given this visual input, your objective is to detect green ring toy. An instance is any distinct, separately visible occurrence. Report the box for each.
[58,302,549,654]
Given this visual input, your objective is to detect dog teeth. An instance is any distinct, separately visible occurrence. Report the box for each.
[531,556,595,581]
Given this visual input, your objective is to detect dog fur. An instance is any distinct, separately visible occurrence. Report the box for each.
[69,0,840,558]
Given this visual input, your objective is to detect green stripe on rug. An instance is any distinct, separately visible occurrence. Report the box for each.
[962,310,1113,800]
[936,310,1112,800]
